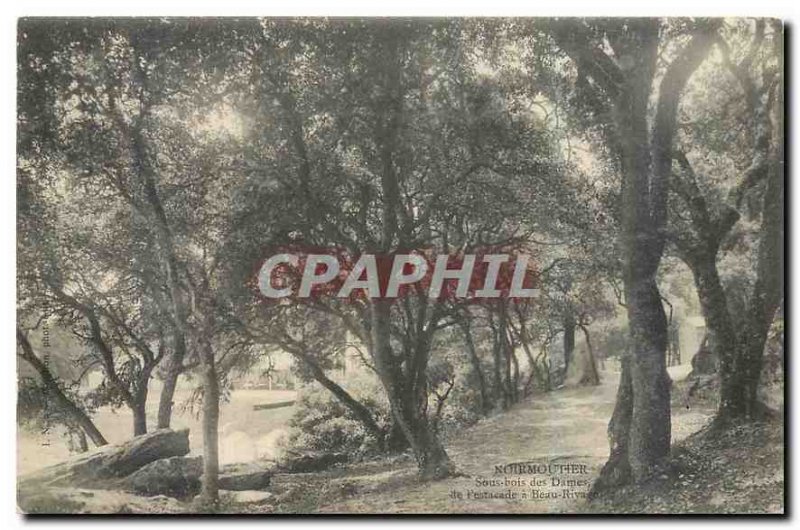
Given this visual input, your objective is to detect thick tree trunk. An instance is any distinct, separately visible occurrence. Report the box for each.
[131,368,155,437]
[156,368,179,430]
[606,22,716,482]
[551,18,717,489]
[592,356,633,494]
[52,383,108,448]
[363,34,452,479]
[385,418,410,452]
[626,278,671,481]
[610,59,673,483]
[390,379,453,480]
[720,335,762,419]
[369,301,454,480]
[404,414,452,480]
[77,413,108,448]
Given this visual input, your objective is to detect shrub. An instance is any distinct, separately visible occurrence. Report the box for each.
[283,372,390,457]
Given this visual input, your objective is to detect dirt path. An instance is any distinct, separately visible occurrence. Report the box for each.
[314,366,712,514]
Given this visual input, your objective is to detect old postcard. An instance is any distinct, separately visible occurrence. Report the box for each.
[16,16,784,515]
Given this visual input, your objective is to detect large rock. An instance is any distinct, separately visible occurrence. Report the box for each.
[122,456,203,498]
[119,458,272,497]
[218,472,271,491]
[120,456,272,498]
[19,429,191,489]
[219,462,273,491]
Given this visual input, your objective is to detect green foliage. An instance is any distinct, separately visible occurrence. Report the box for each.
[285,374,390,457]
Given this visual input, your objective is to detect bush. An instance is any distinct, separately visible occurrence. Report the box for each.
[283,373,390,458]
[285,362,490,458]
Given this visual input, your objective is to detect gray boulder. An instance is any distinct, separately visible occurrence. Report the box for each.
[123,455,203,498]
[19,429,191,489]
[121,458,272,497]
[219,464,272,491]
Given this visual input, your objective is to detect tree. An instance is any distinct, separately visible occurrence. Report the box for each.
[223,18,577,479]
[17,19,193,437]
[17,327,108,449]
[17,146,168,437]
[17,18,254,502]
[545,18,720,486]
[666,19,783,423]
